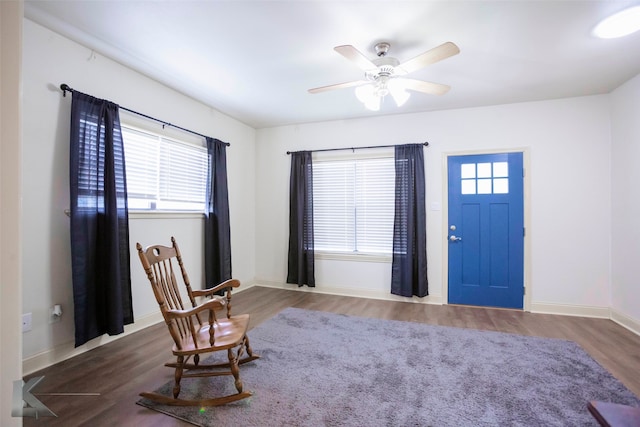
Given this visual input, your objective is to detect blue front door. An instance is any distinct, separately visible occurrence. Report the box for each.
[447,152,524,309]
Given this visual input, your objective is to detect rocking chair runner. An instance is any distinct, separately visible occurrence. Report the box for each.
[136,237,259,406]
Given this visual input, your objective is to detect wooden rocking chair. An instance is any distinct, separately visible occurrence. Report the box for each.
[136,237,259,406]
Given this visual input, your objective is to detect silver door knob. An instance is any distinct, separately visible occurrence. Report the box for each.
[449,235,462,242]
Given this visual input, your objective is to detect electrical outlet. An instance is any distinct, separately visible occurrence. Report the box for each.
[50,305,62,323]
[22,313,32,332]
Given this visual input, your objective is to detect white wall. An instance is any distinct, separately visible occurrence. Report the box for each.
[610,72,640,327]
[21,19,256,368]
[255,95,613,313]
[1,2,24,425]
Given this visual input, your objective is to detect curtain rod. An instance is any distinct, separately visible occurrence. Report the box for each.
[286,142,428,155]
[59,84,229,146]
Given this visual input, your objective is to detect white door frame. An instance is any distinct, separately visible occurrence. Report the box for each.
[441,147,532,312]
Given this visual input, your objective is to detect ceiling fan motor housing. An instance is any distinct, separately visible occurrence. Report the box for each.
[366,56,401,83]
[366,45,401,96]
[374,42,391,57]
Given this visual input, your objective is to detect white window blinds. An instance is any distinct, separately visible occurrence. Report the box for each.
[313,156,395,254]
[122,125,207,211]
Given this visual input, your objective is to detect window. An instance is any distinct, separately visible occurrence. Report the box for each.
[75,114,126,210]
[460,161,509,195]
[313,154,395,255]
[121,125,207,211]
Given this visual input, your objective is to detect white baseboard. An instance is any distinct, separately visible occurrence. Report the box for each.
[22,310,165,376]
[258,281,640,337]
[610,308,640,336]
[530,302,640,337]
[530,301,611,318]
[254,279,444,305]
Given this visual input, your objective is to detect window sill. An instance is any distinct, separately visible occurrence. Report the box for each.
[129,211,205,220]
[315,251,391,263]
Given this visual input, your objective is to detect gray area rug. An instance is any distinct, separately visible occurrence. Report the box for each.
[138,307,640,426]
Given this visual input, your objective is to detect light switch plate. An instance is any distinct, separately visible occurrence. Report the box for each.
[22,312,32,332]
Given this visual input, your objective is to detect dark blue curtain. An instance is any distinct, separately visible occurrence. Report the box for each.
[287,151,315,286]
[391,144,428,297]
[69,91,133,347]
[204,137,231,288]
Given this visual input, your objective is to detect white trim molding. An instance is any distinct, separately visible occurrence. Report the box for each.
[258,282,639,337]
[22,310,164,375]
[530,301,611,318]
[254,280,444,305]
[532,302,640,336]
[610,308,640,336]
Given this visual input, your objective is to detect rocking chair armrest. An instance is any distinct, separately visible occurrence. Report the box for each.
[192,279,241,298]
[165,298,226,319]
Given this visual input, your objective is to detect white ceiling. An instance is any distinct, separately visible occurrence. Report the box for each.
[25,0,640,129]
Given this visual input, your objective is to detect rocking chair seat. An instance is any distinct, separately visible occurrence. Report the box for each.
[172,314,250,355]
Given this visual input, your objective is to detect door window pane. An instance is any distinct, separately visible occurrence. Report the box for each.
[461,163,476,179]
[477,179,492,194]
[493,162,509,177]
[461,180,476,194]
[494,178,509,194]
[477,163,492,178]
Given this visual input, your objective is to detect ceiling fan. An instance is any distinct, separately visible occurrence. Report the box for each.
[308,41,460,110]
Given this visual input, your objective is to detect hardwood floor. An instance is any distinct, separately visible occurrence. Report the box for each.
[24,286,640,426]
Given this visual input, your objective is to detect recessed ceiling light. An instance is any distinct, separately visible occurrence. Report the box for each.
[593,6,640,39]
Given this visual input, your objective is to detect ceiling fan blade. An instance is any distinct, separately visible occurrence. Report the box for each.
[308,80,367,94]
[334,45,377,71]
[401,78,451,96]
[398,42,460,74]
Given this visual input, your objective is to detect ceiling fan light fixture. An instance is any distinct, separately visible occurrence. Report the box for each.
[355,84,381,111]
[388,79,411,107]
[391,90,410,107]
[355,77,406,111]
[355,83,375,103]
[594,6,640,38]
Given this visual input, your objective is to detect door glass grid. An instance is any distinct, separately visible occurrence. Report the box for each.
[461,162,509,195]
